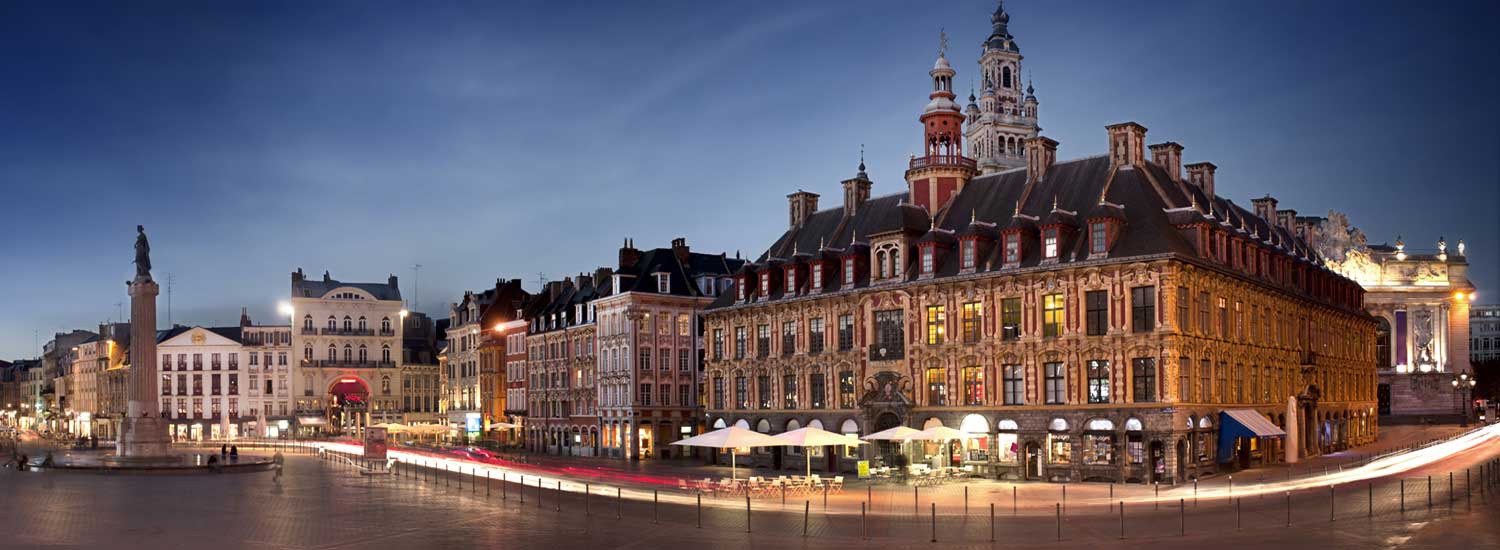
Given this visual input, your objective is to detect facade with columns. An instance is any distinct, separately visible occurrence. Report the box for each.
[288,269,407,435]
[1317,231,1477,419]
[701,9,1376,484]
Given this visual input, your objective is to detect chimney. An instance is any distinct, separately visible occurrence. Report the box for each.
[618,238,641,270]
[239,307,251,328]
[576,272,594,289]
[1105,122,1147,169]
[547,280,565,301]
[671,237,691,264]
[1251,195,1278,223]
[292,268,304,284]
[1025,136,1059,181]
[322,270,331,283]
[786,190,820,229]
[388,274,399,289]
[841,168,872,217]
[1148,142,1184,182]
[1275,209,1297,231]
[1184,162,1217,200]
[594,267,613,288]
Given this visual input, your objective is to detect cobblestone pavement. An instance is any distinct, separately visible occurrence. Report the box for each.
[2,429,1499,550]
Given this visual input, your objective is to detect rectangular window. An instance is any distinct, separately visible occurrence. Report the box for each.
[713,377,725,409]
[1042,293,1065,338]
[1178,357,1191,402]
[211,375,222,396]
[1044,362,1065,404]
[873,310,904,359]
[1177,287,1190,331]
[639,384,651,406]
[1132,358,1156,402]
[1085,290,1107,336]
[1087,359,1110,404]
[808,318,825,354]
[1216,361,1228,402]
[961,302,982,343]
[1004,234,1020,264]
[713,329,724,360]
[1198,291,1211,334]
[842,257,855,285]
[960,240,976,269]
[782,374,798,409]
[734,327,747,359]
[1199,359,1212,403]
[734,376,748,409]
[679,384,690,408]
[757,375,772,409]
[659,348,670,371]
[660,384,671,406]
[809,374,825,409]
[638,348,651,372]
[781,320,797,356]
[1218,297,1229,338]
[1090,222,1107,253]
[837,314,854,351]
[678,349,689,372]
[1043,228,1059,258]
[1001,298,1022,340]
[1002,365,1024,405]
[786,270,796,294]
[1131,286,1156,333]
[756,324,770,358]
[962,366,984,406]
[838,371,855,409]
[925,367,947,406]
[811,265,823,290]
[925,305,945,345]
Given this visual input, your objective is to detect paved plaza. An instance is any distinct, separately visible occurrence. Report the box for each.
[3,425,1500,549]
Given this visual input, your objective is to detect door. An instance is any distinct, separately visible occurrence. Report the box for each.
[1175,440,1187,481]
[1377,384,1391,415]
[1149,441,1165,483]
[1024,442,1042,480]
[772,447,783,470]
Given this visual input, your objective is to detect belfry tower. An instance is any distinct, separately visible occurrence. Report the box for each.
[905,32,978,214]
[964,1,1040,174]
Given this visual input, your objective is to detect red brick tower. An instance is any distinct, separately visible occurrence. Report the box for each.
[906,32,978,214]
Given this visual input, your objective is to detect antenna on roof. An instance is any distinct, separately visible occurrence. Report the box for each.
[412,264,422,310]
[166,272,174,329]
[970,209,977,224]
[536,272,547,291]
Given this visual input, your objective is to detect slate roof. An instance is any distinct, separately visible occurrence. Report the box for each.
[617,248,747,297]
[155,325,244,344]
[292,271,402,301]
[712,153,1349,311]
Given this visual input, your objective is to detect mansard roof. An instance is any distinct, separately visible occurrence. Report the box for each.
[712,149,1346,311]
[616,247,745,297]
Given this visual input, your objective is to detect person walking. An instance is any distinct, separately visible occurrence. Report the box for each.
[273,451,284,482]
[230,446,239,461]
[221,444,228,457]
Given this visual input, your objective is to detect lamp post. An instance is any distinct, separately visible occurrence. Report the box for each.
[1452,373,1477,427]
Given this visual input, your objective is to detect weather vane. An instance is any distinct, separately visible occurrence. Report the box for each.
[939,28,949,58]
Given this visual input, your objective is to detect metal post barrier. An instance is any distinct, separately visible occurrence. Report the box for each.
[1236,497,1241,529]
[930,502,937,543]
[1449,472,1454,504]
[804,501,810,538]
[1285,492,1291,526]
[1427,475,1432,509]
[653,490,659,524]
[1062,485,1067,516]
[617,488,622,520]
[964,485,969,516]
[585,483,590,516]
[1055,503,1061,541]
[861,502,867,540]
[1119,501,1125,539]
[445,465,450,487]
[1368,483,1373,518]
[914,486,918,515]
[486,471,490,497]
[1400,479,1404,512]
[472,469,476,494]
[520,476,525,504]
[1193,478,1198,505]
[867,485,872,511]
[537,478,543,510]
[991,502,996,542]
[696,493,701,528]
[1330,485,1335,521]
[556,481,562,512]
[823,483,829,509]
[1179,498,1185,536]
[503,473,509,500]
[745,494,751,533]
[1013,486,1017,515]
[1155,482,1160,510]
[1228,475,1233,498]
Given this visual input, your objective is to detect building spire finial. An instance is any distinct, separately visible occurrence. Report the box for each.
[938,28,949,58]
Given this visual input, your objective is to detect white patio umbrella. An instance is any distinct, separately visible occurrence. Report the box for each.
[773,426,867,477]
[671,426,788,480]
[908,426,969,468]
[860,425,922,441]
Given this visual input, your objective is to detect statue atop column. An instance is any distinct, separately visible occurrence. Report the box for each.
[134,225,152,280]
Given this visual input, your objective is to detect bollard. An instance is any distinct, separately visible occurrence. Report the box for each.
[1119,501,1125,539]
[1427,475,1432,509]
[696,493,701,528]
[1013,486,1018,515]
[1330,485,1335,521]
[782,484,787,507]
[1286,492,1291,526]
[1055,503,1061,541]
[1193,478,1198,506]
[585,483,590,516]
[1179,498,1185,536]
[1467,469,1472,507]
[804,501,810,538]
[486,471,491,496]
[503,473,509,500]
[914,486,919,515]
[745,494,752,533]
[964,485,969,516]
[537,478,543,509]
[1109,482,1114,506]
[861,502,868,540]
[1449,472,1454,505]
[867,485,872,510]
[520,476,525,504]
[1155,482,1160,510]
[990,502,996,542]
[653,490,659,524]
[617,488,622,520]
[472,469,476,494]
[556,481,562,512]
[1400,479,1404,512]
[1062,485,1067,516]
[930,502,937,543]
[1236,497,1241,530]
[1368,482,1373,518]
[1228,475,1233,498]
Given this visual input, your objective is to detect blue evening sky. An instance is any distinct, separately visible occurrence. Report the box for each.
[1,0,1496,359]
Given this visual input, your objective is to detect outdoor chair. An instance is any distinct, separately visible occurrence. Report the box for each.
[830,476,844,493]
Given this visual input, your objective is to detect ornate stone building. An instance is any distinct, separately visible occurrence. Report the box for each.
[289,269,406,434]
[524,272,608,456]
[963,1,1040,175]
[1316,225,1477,419]
[444,279,528,439]
[702,15,1376,484]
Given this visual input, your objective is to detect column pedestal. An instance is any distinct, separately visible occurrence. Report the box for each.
[116,276,172,459]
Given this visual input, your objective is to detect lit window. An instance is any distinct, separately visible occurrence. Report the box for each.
[657,273,670,293]
[1044,229,1059,258]
[921,246,934,274]
[961,240,975,269]
[1043,293,1065,338]
[1004,234,1020,264]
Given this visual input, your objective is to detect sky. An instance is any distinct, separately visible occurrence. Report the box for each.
[1,0,1497,359]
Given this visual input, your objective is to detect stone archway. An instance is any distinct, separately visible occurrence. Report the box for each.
[326,376,370,434]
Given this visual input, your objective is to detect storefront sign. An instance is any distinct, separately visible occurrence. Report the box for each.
[364,427,388,461]
[464,412,482,434]
[857,460,870,479]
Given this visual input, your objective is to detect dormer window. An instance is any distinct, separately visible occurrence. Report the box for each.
[1004,234,1020,264]
[656,273,670,293]
[811,264,823,290]
[1043,228,1059,259]
[759,273,771,297]
[920,246,935,274]
[785,269,796,295]
[1090,222,1107,254]
[960,240,976,270]
[736,277,748,301]
[842,257,855,285]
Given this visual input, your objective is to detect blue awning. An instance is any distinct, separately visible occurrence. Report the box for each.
[1217,410,1286,463]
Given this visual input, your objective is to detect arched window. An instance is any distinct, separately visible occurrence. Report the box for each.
[381,376,391,395]
[381,345,391,363]
[358,316,367,330]
[1002,66,1012,89]
[326,345,336,362]
[303,315,313,330]
[381,317,391,333]
[1049,418,1069,432]
[358,345,368,362]
[876,251,888,278]
[887,249,899,278]
[343,316,352,331]
[303,346,313,361]
[327,316,336,330]
[343,345,352,362]
[1375,317,1392,368]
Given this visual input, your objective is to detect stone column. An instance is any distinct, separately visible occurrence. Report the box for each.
[117,277,172,458]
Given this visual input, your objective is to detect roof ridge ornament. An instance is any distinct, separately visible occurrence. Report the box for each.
[938,28,949,59]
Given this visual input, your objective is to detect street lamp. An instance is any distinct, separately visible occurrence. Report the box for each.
[1452,373,1477,427]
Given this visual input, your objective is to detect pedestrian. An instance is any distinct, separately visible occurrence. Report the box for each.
[221,444,228,456]
[230,446,239,461]
[17,453,28,472]
[41,452,54,468]
[273,451,284,481]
